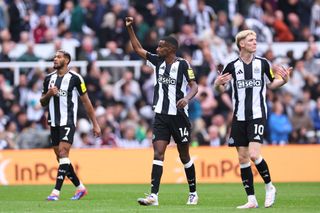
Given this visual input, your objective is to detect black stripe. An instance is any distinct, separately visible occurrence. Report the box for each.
[67,74,75,126]
[161,64,171,114]
[152,65,160,110]
[176,62,184,112]
[232,63,239,120]
[244,63,253,120]
[260,60,266,118]
[54,76,63,126]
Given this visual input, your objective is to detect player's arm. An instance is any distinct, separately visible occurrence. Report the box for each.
[40,86,58,107]
[80,93,101,137]
[213,64,233,93]
[177,64,198,108]
[267,64,292,89]
[125,17,147,60]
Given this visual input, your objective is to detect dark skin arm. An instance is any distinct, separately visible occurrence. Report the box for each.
[125,17,147,60]
[80,93,101,137]
[176,80,198,108]
[40,86,58,107]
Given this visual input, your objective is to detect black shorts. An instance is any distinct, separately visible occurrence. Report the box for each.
[228,118,266,147]
[152,112,191,144]
[50,125,76,146]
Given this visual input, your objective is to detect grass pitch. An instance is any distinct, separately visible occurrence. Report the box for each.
[0,183,319,212]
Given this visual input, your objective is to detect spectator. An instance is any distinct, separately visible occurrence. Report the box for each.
[268,100,292,145]
[310,97,320,143]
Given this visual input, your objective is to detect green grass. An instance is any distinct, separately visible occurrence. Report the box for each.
[0,183,319,212]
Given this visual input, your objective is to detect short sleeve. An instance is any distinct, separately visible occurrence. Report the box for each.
[146,52,160,66]
[263,59,275,83]
[221,63,233,75]
[75,74,87,96]
[182,60,196,82]
[42,76,50,95]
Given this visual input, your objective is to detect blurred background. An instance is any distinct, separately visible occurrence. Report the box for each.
[0,0,320,151]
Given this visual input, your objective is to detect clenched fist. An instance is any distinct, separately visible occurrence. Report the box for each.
[125,17,133,27]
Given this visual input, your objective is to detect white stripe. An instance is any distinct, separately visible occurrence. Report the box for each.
[59,73,72,126]
[168,62,179,115]
[182,74,189,116]
[72,89,78,126]
[153,160,163,166]
[234,60,245,120]
[154,62,166,114]
[59,157,71,164]
[240,162,251,168]
[184,160,193,169]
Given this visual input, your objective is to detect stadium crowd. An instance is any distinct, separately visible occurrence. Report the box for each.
[0,0,320,149]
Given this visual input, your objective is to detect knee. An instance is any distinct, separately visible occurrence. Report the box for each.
[58,148,68,158]
[179,154,190,164]
[154,151,165,161]
[249,151,260,162]
[238,154,249,164]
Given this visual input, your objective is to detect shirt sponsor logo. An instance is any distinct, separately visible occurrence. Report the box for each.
[237,79,261,89]
[58,89,68,96]
[158,74,176,85]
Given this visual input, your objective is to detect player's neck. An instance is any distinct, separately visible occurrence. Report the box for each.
[57,67,68,76]
[165,54,177,65]
[239,52,253,64]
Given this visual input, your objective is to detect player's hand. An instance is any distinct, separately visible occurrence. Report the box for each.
[215,73,232,87]
[125,17,133,27]
[92,124,101,137]
[48,86,58,96]
[273,65,293,82]
[176,98,188,108]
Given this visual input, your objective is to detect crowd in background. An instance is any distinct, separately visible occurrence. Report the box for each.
[0,0,320,149]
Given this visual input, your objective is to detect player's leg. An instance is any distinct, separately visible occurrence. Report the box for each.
[230,120,258,208]
[177,143,198,205]
[172,112,198,204]
[137,140,168,206]
[48,142,72,201]
[248,119,276,208]
[53,146,82,189]
[236,147,258,209]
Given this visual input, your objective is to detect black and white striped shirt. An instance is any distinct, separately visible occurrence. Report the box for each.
[146,52,196,116]
[42,70,87,127]
[222,56,275,121]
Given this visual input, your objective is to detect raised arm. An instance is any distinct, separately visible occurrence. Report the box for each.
[125,17,147,60]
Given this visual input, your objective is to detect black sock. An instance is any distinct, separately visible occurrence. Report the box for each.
[66,163,80,187]
[54,159,70,191]
[255,159,271,184]
[184,161,196,193]
[151,160,163,194]
[240,164,254,196]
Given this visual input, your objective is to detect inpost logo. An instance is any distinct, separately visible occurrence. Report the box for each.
[0,154,11,185]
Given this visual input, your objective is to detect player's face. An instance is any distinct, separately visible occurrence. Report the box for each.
[242,34,257,53]
[156,40,171,57]
[53,52,67,69]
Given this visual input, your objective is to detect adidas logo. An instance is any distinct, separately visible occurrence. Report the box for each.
[228,137,235,145]
[182,137,188,142]
[236,69,243,75]
[57,175,64,180]
[62,136,68,140]
[254,135,261,140]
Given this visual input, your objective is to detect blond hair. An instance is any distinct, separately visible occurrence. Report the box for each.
[235,30,256,50]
